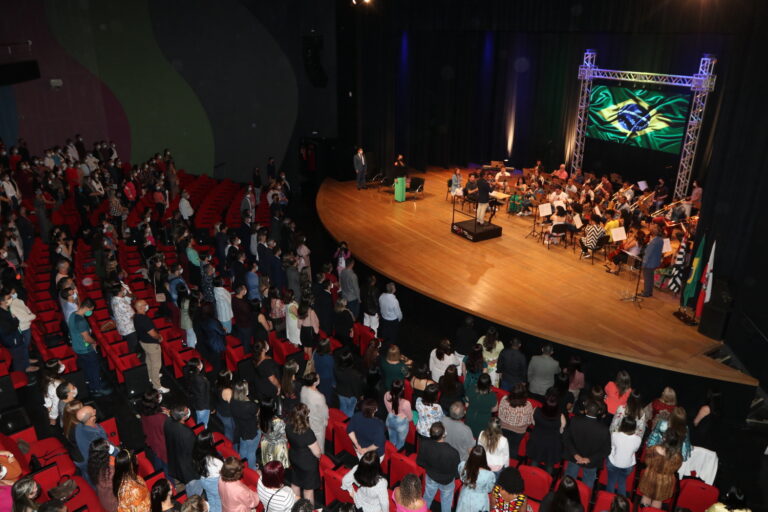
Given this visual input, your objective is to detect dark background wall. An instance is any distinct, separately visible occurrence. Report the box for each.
[0,0,337,181]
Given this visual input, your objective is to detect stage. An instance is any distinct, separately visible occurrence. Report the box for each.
[316,169,756,386]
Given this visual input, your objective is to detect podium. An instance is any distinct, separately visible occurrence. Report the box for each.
[394,177,406,202]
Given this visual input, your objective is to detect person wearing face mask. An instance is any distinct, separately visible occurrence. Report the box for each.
[0,289,37,376]
[56,381,78,425]
[179,190,194,221]
[240,186,256,225]
[68,298,112,397]
[111,284,138,354]
[41,359,66,426]
[8,286,35,352]
[133,299,168,394]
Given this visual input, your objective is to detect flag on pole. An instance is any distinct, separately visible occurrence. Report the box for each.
[695,241,716,318]
[682,235,706,307]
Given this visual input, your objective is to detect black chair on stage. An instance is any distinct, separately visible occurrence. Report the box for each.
[406,177,425,199]
[545,224,569,249]
[582,234,611,264]
[445,178,453,200]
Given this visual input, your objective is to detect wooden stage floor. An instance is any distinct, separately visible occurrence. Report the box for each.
[316,170,756,386]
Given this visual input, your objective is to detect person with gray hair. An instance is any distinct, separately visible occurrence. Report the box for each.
[378,282,402,349]
[527,343,560,400]
[442,401,476,462]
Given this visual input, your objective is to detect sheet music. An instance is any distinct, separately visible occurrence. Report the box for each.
[553,200,566,210]
[662,238,672,253]
[538,203,553,217]
[638,180,648,191]
[611,227,627,242]
[573,214,583,229]
[594,206,601,218]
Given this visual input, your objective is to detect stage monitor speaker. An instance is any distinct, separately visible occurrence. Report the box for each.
[64,369,91,402]
[124,364,152,398]
[0,406,30,435]
[0,60,41,86]
[0,375,19,410]
[302,34,328,88]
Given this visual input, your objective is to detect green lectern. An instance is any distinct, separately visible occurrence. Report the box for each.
[394,177,406,202]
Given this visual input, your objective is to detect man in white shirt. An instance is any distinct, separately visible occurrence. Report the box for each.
[179,190,194,221]
[548,185,568,205]
[378,282,402,349]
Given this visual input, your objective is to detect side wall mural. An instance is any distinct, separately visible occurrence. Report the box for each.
[0,0,335,180]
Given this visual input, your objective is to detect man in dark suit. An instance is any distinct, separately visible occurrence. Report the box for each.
[563,400,610,488]
[353,147,367,190]
[314,277,334,334]
[164,405,202,492]
[497,338,527,391]
[256,230,271,266]
[476,171,491,224]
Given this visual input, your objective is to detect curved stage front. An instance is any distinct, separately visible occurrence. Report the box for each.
[317,170,756,386]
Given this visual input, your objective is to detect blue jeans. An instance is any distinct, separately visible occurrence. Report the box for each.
[185,328,197,349]
[222,320,232,334]
[338,395,357,418]
[185,479,204,498]
[565,461,597,489]
[606,459,633,497]
[238,434,262,469]
[386,414,409,450]
[200,476,222,512]
[196,409,210,428]
[76,350,105,392]
[219,415,235,443]
[424,475,454,512]
[347,299,360,319]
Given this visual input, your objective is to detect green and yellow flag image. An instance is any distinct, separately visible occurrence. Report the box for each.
[586,85,691,154]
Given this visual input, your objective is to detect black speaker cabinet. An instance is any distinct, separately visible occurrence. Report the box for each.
[0,60,41,86]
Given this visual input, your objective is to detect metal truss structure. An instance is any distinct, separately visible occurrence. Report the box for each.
[570,50,717,200]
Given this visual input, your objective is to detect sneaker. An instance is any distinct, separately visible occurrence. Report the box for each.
[583,253,592,258]
[157,386,170,394]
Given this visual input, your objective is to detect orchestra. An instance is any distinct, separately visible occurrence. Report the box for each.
[455,161,700,280]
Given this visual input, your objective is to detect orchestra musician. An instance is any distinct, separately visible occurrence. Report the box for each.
[552,164,568,181]
[689,179,703,215]
[547,185,568,204]
[652,178,669,210]
[463,173,479,201]
[450,168,462,196]
[604,228,643,274]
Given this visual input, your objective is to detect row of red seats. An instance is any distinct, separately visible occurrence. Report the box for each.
[194,179,242,230]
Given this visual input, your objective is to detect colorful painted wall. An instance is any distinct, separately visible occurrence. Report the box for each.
[0,0,337,180]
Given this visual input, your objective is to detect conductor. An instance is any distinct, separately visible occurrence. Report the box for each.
[476,171,491,225]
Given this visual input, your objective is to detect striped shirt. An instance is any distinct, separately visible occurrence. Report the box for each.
[581,224,605,250]
[257,479,296,512]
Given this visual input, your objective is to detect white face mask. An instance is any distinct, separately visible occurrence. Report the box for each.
[58,363,66,374]
[72,292,78,301]
[71,387,78,398]
[184,409,191,421]
[10,293,17,300]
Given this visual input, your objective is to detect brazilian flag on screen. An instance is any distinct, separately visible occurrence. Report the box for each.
[586,85,691,154]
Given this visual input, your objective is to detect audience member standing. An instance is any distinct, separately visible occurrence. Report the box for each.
[497,338,527,391]
[134,299,168,394]
[456,445,497,512]
[113,449,151,512]
[378,282,403,349]
[231,381,261,469]
[286,404,321,506]
[67,298,112,396]
[528,344,560,399]
[218,457,260,512]
[340,451,389,512]
[563,401,611,488]
[300,372,329,455]
[340,258,361,319]
[417,422,460,512]
[442,402,476,462]
[164,406,202,496]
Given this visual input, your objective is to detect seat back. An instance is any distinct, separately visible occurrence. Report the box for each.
[331,420,357,457]
[519,465,553,501]
[99,417,121,445]
[388,453,424,489]
[676,479,720,512]
[592,490,619,512]
[323,468,354,506]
